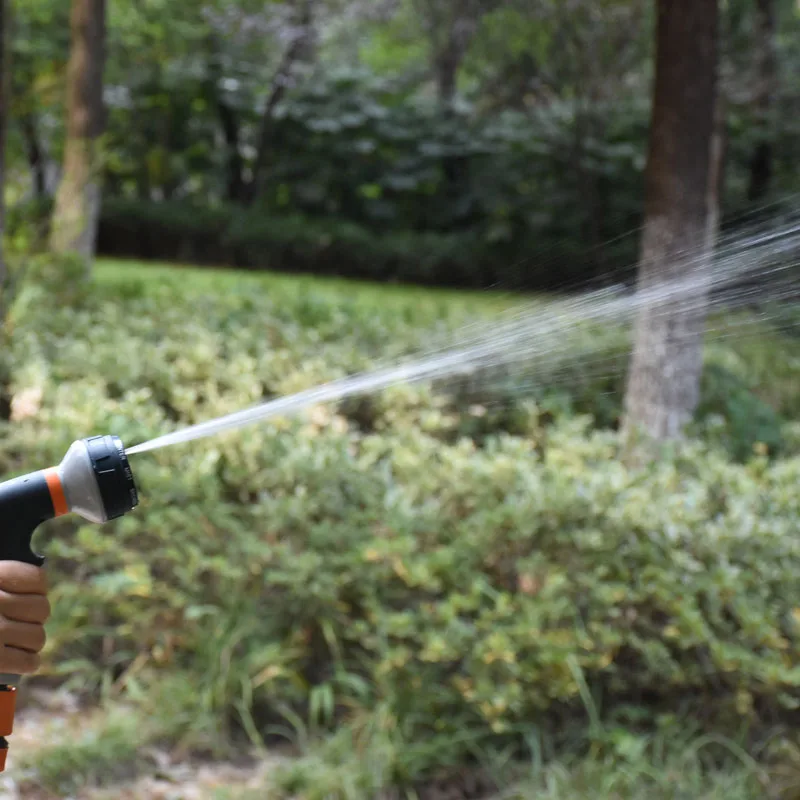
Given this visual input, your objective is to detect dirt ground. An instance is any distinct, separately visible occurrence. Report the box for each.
[0,690,279,800]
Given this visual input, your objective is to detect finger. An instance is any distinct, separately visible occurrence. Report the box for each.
[0,591,50,624]
[0,563,47,595]
[0,647,40,675]
[0,618,46,654]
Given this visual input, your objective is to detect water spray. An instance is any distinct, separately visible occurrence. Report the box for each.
[0,435,138,769]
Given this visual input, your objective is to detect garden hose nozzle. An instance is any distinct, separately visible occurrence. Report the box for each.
[0,435,138,770]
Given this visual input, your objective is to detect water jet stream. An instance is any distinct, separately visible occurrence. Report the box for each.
[127,214,800,456]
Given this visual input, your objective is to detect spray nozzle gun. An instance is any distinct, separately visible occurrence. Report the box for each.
[0,434,138,769]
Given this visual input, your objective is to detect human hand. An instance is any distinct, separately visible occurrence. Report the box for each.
[0,563,50,675]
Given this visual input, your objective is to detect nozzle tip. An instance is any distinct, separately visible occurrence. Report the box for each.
[83,435,139,519]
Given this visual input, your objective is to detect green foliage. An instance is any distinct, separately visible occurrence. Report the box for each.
[272,715,771,800]
[16,708,147,795]
[16,672,234,795]
[16,251,91,306]
[81,25,800,292]
[90,58,800,291]
[4,262,800,794]
[8,0,800,292]
[692,319,800,460]
[694,363,785,462]
[4,196,53,252]
[96,66,649,289]
[100,201,490,286]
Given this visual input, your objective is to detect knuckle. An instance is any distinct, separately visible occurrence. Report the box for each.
[0,562,33,588]
[1,646,37,675]
[0,593,15,619]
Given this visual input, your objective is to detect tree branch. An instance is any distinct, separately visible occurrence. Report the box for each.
[247,0,316,205]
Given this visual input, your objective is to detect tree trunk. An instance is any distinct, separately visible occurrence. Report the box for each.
[747,0,776,203]
[706,91,727,251]
[0,0,7,293]
[434,33,461,107]
[622,0,718,447]
[434,15,476,227]
[414,0,483,109]
[247,0,316,205]
[0,0,11,421]
[206,40,245,205]
[20,112,46,200]
[574,102,607,283]
[0,0,6,294]
[49,0,106,263]
[217,94,244,205]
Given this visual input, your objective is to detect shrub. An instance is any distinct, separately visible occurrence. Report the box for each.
[2,262,799,791]
[94,69,650,290]
[97,200,512,288]
[18,415,800,775]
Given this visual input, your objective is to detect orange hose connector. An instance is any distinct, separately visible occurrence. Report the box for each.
[43,468,69,518]
[0,686,16,737]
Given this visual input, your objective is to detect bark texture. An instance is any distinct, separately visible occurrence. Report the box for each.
[622,0,718,445]
[49,0,106,261]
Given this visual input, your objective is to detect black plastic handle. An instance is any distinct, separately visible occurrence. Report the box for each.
[0,471,50,567]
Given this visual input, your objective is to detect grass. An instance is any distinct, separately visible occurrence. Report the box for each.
[94,257,526,314]
[505,759,770,799]
[17,712,146,795]
[16,698,786,800]
[263,697,787,800]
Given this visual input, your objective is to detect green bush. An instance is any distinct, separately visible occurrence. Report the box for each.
[4,261,800,790]
[95,69,648,290]
[90,67,800,293]
[24,417,800,774]
[99,201,488,287]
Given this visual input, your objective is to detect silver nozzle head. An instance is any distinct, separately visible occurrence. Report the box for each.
[57,436,139,524]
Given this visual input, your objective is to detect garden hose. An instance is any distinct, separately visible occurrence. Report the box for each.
[0,435,138,770]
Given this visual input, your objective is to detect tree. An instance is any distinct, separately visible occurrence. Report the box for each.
[248,0,318,204]
[0,0,12,420]
[0,0,7,292]
[747,0,776,202]
[464,2,651,280]
[706,91,727,250]
[49,0,106,263]
[10,0,70,205]
[412,0,496,108]
[622,0,719,445]
[206,36,246,204]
